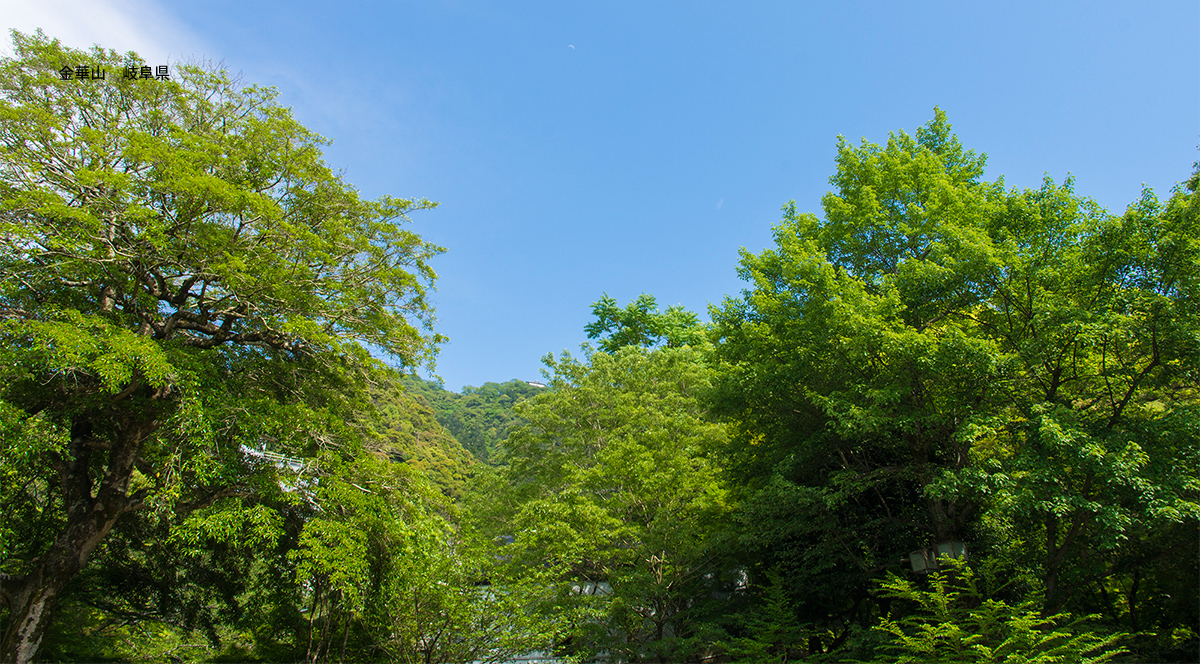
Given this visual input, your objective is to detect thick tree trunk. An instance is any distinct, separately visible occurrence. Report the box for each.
[1,584,56,664]
[3,560,79,664]
[0,418,148,664]
[1,504,129,663]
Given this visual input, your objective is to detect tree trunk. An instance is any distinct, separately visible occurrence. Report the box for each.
[3,566,75,664]
[1,502,130,663]
[1,583,57,664]
[0,417,148,664]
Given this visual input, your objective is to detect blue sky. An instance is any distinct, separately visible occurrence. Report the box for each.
[6,1,1198,391]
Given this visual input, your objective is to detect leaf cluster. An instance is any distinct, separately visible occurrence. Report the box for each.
[865,559,1127,664]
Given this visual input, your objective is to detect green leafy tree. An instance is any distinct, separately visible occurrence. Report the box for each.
[477,346,730,661]
[290,448,452,663]
[709,109,1198,656]
[585,293,705,352]
[372,517,564,664]
[0,32,443,663]
[710,110,1007,644]
[28,492,289,663]
[965,170,1200,659]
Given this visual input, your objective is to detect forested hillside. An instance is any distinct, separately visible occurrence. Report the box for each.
[371,384,476,501]
[1,32,1195,664]
[398,375,543,464]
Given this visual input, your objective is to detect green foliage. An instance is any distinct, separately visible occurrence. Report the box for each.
[31,471,307,661]
[35,438,481,663]
[476,346,731,660]
[38,605,256,664]
[864,559,1126,663]
[710,110,1008,639]
[585,293,707,353]
[373,522,564,664]
[720,567,813,663]
[3,31,1194,662]
[400,375,543,464]
[289,447,447,663]
[967,169,1200,659]
[0,30,444,662]
[709,109,1198,658]
[371,381,476,500]
[0,30,445,369]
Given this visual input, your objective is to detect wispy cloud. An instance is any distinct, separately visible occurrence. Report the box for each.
[2,0,209,64]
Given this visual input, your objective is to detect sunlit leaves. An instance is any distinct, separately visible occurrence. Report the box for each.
[709,109,1198,656]
[0,31,448,661]
[868,560,1127,664]
[585,293,706,352]
[481,346,730,657]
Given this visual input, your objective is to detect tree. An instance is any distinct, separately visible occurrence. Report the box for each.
[709,110,1198,656]
[968,171,1200,659]
[476,346,730,661]
[584,293,705,352]
[710,110,1007,643]
[0,31,444,663]
[290,447,459,664]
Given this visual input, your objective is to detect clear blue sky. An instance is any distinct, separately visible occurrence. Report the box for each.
[7,1,1198,391]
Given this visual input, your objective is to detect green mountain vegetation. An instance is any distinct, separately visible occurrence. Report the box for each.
[398,375,544,464]
[371,382,476,501]
[1,32,1195,664]
[468,346,730,662]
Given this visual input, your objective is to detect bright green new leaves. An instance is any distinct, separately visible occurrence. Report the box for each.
[1,310,174,396]
[0,31,444,368]
[713,113,1004,567]
[821,108,1002,323]
[288,451,429,662]
[289,444,549,664]
[867,560,1126,664]
[965,174,1200,627]
[585,293,706,353]
[481,346,729,660]
[375,521,555,664]
[710,109,1198,656]
[0,31,445,662]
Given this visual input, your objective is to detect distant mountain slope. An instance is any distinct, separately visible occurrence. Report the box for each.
[397,376,545,464]
[371,383,476,501]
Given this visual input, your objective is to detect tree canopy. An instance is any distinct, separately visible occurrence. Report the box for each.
[585,293,706,352]
[2,32,1194,662]
[709,109,1198,658]
[0,31,444,663]
[475,346,731,661]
